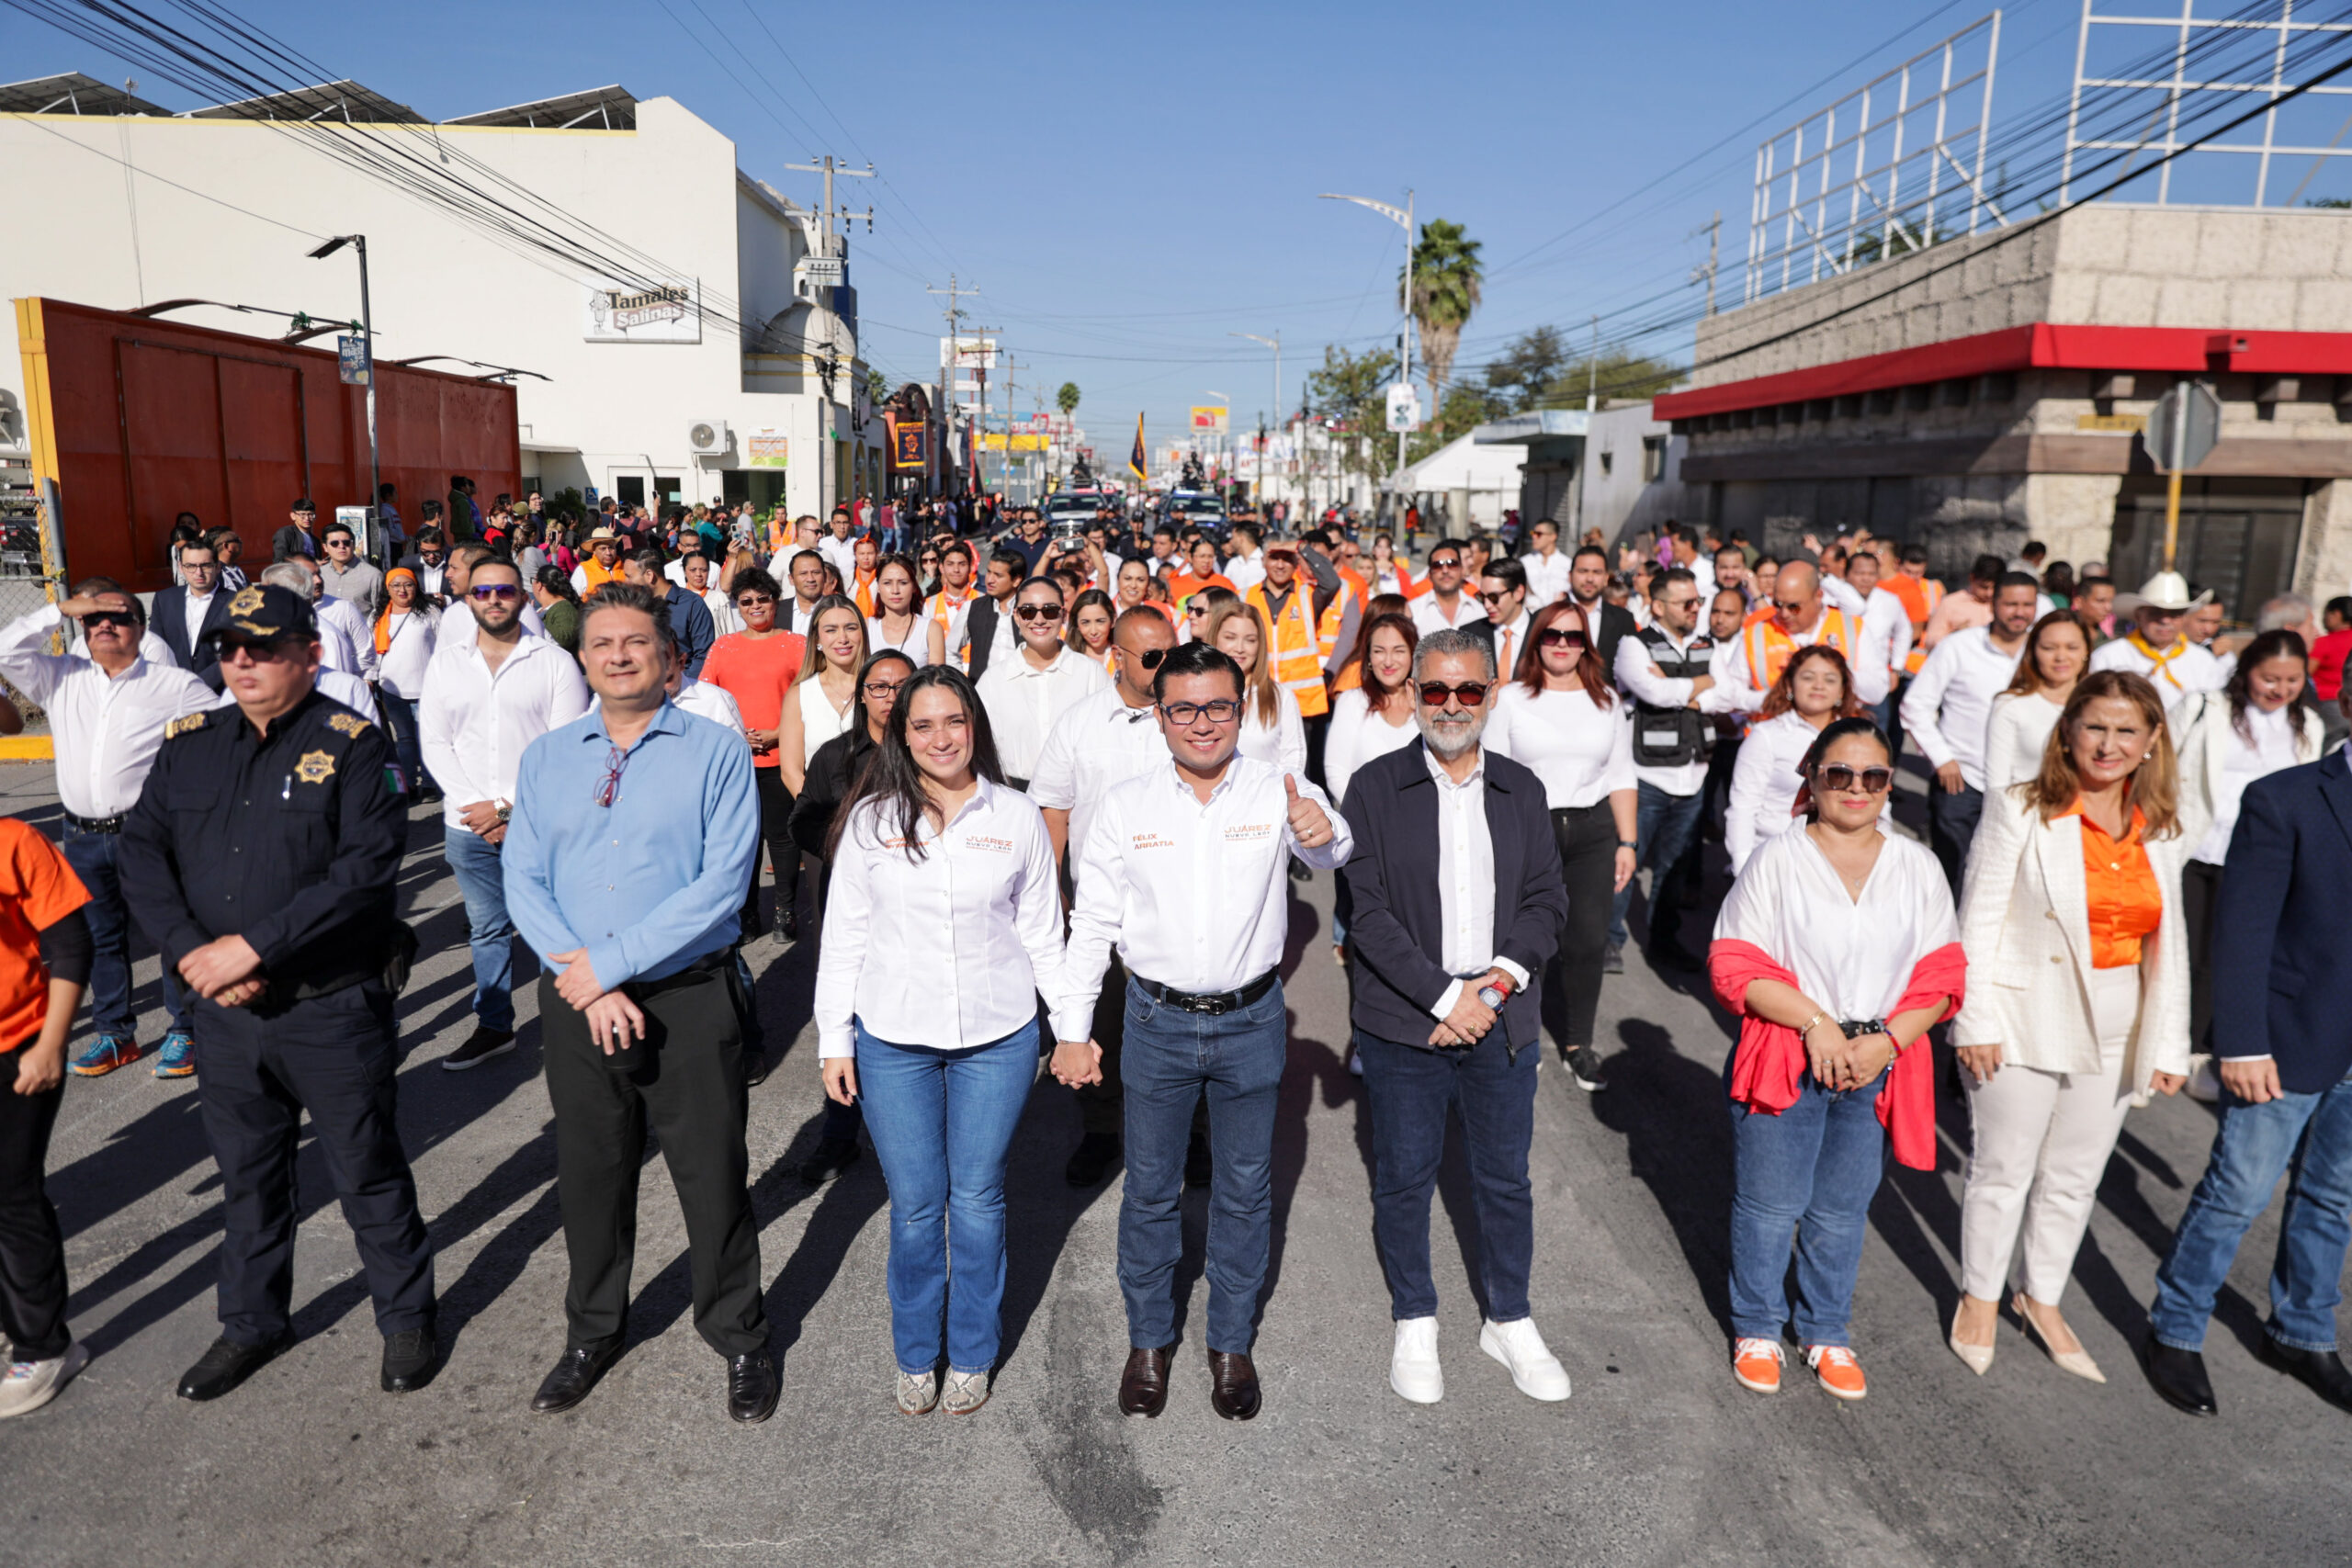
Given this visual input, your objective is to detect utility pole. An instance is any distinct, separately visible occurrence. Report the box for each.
[1690,210,1722,318]
[1318,189,1415,506]
[1229,330,1281,510]
[308,234,379,565]
[786,157,874,517]
[927,277,980,498]
[1587,315,1600,412]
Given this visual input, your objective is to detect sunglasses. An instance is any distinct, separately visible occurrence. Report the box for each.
[469,584,519,602]
[1814,764,1894,794]
[1476,589,1515,605]
[1160,698,1242,726]
[1538,628,1588,649]
[1122,645,1169,670]
[1427,557,1462,570]
[1013,603,1065,623]
[80,610,138,630]
[1418,681,1490,707]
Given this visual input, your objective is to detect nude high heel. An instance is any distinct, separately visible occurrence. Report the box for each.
[1948,1312,1996,1376]
[2013,1293,2106,1383]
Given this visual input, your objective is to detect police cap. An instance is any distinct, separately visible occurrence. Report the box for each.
[204,582,317,646]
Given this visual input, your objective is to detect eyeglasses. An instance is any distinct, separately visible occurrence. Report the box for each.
[469,584,519,602]
[1538,628,1588,649]
[1160,698,1242,726]
[1418,681,1491,707]
[79,611,137,630]
[1013,603,1065,623]
[594,744,629,807]
[1427,557,1462,571]
[862,680,906,701]
[1814,763,1894,794]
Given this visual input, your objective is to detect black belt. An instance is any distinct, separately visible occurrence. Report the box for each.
[1135,969,1278,1016]
[63,811,125,834]
[622,950,732,1002]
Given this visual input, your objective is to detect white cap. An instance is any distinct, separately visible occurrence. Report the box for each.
[2136,570,2193,612]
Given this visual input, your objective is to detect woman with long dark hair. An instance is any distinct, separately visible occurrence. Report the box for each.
[865,554,929,666]
[1724,645,1864,877]
[811,666,1067,1417]
[1486,598,1637,1085]
[1983,611,2091,792]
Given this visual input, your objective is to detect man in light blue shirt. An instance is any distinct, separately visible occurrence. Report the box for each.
[501,581,776,1424]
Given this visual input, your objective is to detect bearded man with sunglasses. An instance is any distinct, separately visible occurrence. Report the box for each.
[419,557,588,1071]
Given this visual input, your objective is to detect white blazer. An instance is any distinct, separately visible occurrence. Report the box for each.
[1952,783,2191,1092]
[2168,689,2325,859]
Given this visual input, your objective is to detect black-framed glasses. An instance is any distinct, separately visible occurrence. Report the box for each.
[1122,645,1169,670]
[1476,589,1514,605]
[1538,628,1588,649]
[1814,763,1894,794]
[1160,698,1242,726]
[470,583,519,602]
[862,679,907,702]
[595,744,629,807]
[1417,681,1490,707]
[1013,603,1065,623]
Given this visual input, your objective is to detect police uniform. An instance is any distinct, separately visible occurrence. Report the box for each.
[119,585,434,1365]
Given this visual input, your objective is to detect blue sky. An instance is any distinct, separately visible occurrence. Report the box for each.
[9,0,2320,453]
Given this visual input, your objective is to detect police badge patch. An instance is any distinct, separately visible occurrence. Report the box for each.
[294,750,337,784]
[164,712,210,739]
[326,712,370,738]
[230,586,266,617]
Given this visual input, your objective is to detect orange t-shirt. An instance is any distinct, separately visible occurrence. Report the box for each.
[0,820,89,1050]
[2062,800,2162,968]
[701,631,807,769]
[1170,571,1237,612]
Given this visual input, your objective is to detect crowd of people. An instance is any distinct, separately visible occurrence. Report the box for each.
[0,493,2344,1441]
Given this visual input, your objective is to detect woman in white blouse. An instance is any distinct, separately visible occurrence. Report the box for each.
[864,554,930,667]
[1486,599,1636,1074]
[1950,671,2188,1382]
[370,567,438,798]
[1201,600,1306,774]
[1325,611,1421,808]
[2168,628,2323,1095]
[1724,645,1862,877]
[813,666,1069,1418]
[1981,612,2089,791]
[779,595,869,795]
[1709,717,1962,1403]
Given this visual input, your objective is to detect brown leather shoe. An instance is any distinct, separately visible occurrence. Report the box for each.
[1207,1348,1261,1421]
[1118,1343,1175,1417]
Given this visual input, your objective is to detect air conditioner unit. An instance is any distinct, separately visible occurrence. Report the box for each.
[687,419,731,456]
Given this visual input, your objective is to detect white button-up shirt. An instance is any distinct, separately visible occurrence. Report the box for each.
[1411,592,1487,637]
[815,778,1071,1055]
[1900,624,2026,792]
[1422,749,1535,1020]
[1520,548,1573,606]
[2089,631,2229,696]
[418,631,590,829]
[1030,685,1170,863]
[0,604,211,818]
[317,593,375,680]
[1063,755,1351,1013]
[977,644,1113,781]
[1851,585,1914,705]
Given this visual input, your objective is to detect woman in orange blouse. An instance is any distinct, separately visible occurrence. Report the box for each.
[1948,671,2190,1382]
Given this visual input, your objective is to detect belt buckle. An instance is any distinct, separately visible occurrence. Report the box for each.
[1196,995,1231,1016]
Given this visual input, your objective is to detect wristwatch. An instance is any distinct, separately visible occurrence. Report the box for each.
[1617,840,1639,851]
[494,799,513,824]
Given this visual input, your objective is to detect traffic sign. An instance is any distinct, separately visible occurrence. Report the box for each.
[2146,380,2221,472]
[1385,381,1422,434]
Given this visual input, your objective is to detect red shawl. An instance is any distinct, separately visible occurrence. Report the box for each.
[1706,938,1966,1171]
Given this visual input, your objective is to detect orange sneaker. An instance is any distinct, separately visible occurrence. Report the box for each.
[1804,1343,1868,1401]
[1732,1337,1782,1393]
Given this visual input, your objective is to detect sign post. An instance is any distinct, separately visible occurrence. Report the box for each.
[1385,381,1422,434]
[2144,380,2222,571]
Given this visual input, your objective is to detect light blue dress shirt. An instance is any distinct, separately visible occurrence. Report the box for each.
[503,700,760,990]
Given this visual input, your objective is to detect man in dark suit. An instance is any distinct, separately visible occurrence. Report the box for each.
[1338,626,1572,1409]
[150,536,232,682]
[2146,680,2352,1418]
[1567,546,1638,672]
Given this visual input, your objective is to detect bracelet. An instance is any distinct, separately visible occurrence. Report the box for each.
[1617,840,1639,852]
[1797,1010,1830,1041]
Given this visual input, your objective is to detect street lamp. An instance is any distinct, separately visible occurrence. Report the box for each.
[308,233,381,566]
[1203,390,1228,487]
[1230,332,1280,513]
[1317,191,1415,506]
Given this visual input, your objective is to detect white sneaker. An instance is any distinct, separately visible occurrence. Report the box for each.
[1389,1317,1442,1404]
[0,1342,89,1419]
[1480,1317,1570,1402]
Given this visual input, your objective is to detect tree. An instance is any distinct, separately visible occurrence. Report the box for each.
[1304,343,1400,481]
[1552,349,1684,406]
[1402,219,1483,424]
[1057,380,1081,416]
[864,366,890,407]
[1484,326,1567,413]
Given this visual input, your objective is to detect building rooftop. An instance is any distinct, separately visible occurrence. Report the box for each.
[5,72,647,131]
[189,80,426,124]
[0,73,168,116]
[444,86,637,130]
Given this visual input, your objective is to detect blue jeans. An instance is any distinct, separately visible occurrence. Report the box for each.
[1357,1028,1538,1322]
[377,690,424,796]
[2151,1069,2352,1353]
[61,823,187,1039]
[854,1018,1038,1374]
[1119,976,1288,1353]
[1609,781,1705,950]
[1727,1067,1888,1345]
[444,826,518,1032]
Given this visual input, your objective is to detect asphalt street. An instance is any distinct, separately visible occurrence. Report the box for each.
[1,757,2346,1568]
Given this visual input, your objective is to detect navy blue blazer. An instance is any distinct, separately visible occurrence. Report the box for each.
[1339,738,1567,1051]
[2212,747,2352,1091]
[149,584,229,678]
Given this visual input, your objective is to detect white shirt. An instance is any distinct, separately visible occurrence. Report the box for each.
[795,678,854,771]
[2089,632,2228,696]
[1030,685,1170,863]
[1899,625,2026,792]
[210,666,379,728]
[1854,586,1915,700]
[819,534,859,586]
[1484,683,1634,809]
[949,595,1021,670]
[1225,549,1266,593]
[1421,748,1535,1021]
[865,614,930,666]
[1324,685,1420,807]
[0,604,212,819]
[317,594,374,680]
[815,780,1071,1055]
[1681,555,1717,602]
[1064,755,1351,1013]
[1713,825,1959,1022]
[1521,548,1573,606]
[1237,683,1307,775]
[1724,710,1831,876]
[417,632,590,828]
[374,608,439,701]
[1982,690,2064,794]
[701,587,741,637]
[2195,701,2301,863]
[1613,628,1753,796]
[977,644,1113,781]
[1411,592,1487,637]
[1487,611,1534,683]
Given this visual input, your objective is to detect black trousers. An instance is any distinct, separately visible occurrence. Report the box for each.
[741,769,801,933]
[0,1057,68,1360]
[2183,857,2222,1054]
[195,983,435,1344]
[540,967,767,1357]
[1077,951,1130,1136]
[1549,805,1617,1050]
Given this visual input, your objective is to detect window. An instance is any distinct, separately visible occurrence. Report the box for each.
[1641,435,1668,482]
[1600,449,1614,476]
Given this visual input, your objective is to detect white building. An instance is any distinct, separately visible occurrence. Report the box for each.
[1389,429,1526,533]
[0,74,883,520]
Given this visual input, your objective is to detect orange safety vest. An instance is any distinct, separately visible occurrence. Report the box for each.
[1885,573,1945,674]
[579,557,624,593]
[1317,568,1368,666]
[1743,607,1860,691]
[1247,581,1330,718]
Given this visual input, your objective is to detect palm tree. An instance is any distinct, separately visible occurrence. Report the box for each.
[1402,220,1483,427]
[1057,381,1081,417]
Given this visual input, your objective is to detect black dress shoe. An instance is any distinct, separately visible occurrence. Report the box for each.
[381,1326,439,1393]
[727,1350,780,1424]
[775,905,801,943]
[2260,1337,2352,1413]
[2143,1338,2218,1416]
[532,1341,624,1414]
[741,1049,774,1089]
[176,1332,292,1402]
[1119,1343,1175,1417]
[1065,1132,1121,1189]
[1207,1348,1261,1421]
[797,1136,862,1185]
